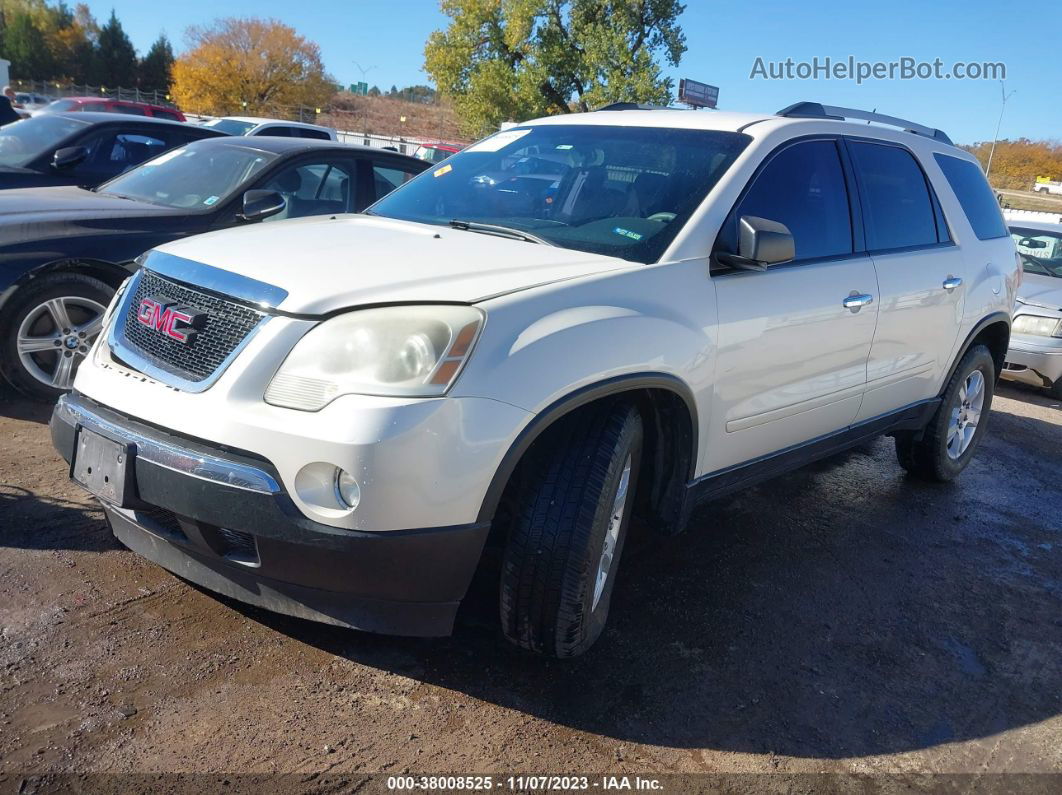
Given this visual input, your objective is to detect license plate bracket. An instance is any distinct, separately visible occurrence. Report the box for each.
[72,427,136,507]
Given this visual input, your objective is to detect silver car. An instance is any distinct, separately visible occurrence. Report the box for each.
[1003,219,1062,397]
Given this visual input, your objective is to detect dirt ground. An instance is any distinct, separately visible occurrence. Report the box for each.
[1,380,1060,791]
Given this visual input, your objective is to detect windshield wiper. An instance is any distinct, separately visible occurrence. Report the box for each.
[449,219,555,246]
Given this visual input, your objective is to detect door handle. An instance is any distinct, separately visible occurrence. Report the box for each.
[843,292,874,312]
[943,276,963,291]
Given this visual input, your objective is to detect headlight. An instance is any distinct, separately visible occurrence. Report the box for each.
[1012,314,1062,338]
[265,305,484,410]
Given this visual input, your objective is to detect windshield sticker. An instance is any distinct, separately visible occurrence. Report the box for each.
[203,195,220,206]
[433,163,453,177]
[613,227,643,241]
[466,128,531,153]
[556,144,574,150]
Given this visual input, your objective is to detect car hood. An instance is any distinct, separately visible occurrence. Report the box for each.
[0,186,181,247]
[0,185,177,221]
[153,214,636,314]
[1017,274,1062,313]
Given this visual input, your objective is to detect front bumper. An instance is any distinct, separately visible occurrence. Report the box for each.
[51,392,491,636]
[1002,335,1062,388]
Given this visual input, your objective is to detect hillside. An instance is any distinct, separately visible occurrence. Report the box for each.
[319,92,467,142]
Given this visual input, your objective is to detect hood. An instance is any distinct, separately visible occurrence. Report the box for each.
[153,214,636,314]
[0,185,176,221]
[1017,273,1062,313]
[0,186,180,248]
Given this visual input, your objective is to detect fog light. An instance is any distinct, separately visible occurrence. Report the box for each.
[335,468,361,509]
[294,462,361,514]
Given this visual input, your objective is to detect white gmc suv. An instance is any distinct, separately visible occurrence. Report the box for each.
[52,102,1019,657]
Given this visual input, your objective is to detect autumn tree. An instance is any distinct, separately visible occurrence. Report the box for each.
[171,18,334,116]
[138,33,175,92]
[425,0,686,137]
[963,139,1062,191]
[1,10,54,78]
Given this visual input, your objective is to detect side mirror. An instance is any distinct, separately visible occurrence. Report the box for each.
[52,145,88,170]
[717,215,795,271]
[239,189,286,221]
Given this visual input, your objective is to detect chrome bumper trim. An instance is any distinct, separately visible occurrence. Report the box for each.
[54,393,281,494]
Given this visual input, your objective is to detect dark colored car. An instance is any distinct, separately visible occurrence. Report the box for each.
[0,112,222,191]
[43,97,187,121]
[0,136,428,399]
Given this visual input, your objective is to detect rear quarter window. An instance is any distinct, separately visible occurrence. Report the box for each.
[933,154,1008,240]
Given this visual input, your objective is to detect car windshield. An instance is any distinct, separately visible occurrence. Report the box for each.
[368,124,749,263]
[97,142,276,208]
[0,114,89,167]
[204,118,257,136]
[1011,227,1062,279]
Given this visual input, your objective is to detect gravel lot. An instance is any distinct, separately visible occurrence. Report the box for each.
[1,380,1060,789]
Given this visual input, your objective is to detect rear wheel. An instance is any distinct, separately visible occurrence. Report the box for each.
[895,344,995,481]
[499,401,643,658]
[0,273,113,401]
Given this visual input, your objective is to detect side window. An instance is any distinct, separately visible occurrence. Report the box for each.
[297,128,332,140]
[259,162,354,221]
[719,139,852,263]
[152,109,181,121]
[79,132,167,174]
[848,141,938,250]
[372,164,418,200]
[113,104,147,116]
[82,102,108,112]
[933,154,1007,240]
[255,126,292,138]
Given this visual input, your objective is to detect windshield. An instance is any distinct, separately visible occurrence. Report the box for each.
[203,118,257,136]
[98,142,276,208]
[1011,227,1062,279]
[369,124,749,263]
[0,114,89,167]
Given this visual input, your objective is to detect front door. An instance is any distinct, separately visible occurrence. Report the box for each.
[704,137,879,474]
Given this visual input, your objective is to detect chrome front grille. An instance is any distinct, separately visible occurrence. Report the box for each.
[113,269,265,385]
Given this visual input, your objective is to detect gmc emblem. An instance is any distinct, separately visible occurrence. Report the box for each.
[136,296,205,344]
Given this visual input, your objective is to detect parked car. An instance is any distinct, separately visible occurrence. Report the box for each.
[14,92,52,111]
[1001,219,1062,397]
[200,116,337,141]
[0,137,427,399]
[413,141,462,164]
[42,97,186,121]
[0,112,222,191]
[52,102,1017,657]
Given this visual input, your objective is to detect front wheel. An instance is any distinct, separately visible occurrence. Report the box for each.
[0,273,114,401]
[499,401,643,658]
[895,344,995,481]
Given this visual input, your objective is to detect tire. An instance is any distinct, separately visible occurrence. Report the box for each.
[0,273,114,401]
[895,344,995,481]
[499,400,643,658]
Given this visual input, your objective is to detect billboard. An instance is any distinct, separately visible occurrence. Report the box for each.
[678,78,719,109]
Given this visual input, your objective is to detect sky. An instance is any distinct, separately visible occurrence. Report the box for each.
[82,0,1062,146]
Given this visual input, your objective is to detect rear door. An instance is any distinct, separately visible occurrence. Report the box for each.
[705,137,879,471]
[846,139,966,421]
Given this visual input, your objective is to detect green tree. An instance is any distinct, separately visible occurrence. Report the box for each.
[47,3,99,83]
[368,84,381,96]
[138,33,175,91]
[1,10,55,79]
[424,0,686,137]
[95,9,137,87]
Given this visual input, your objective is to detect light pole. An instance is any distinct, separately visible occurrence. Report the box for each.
[985,80,1015,182]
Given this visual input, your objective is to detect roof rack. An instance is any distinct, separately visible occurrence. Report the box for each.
[594,102,672,112]
[776,102,953,145]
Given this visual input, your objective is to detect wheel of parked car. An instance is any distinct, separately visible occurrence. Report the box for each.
[895,344,996,481]
[0,273,114,400]
[499,400,643,658]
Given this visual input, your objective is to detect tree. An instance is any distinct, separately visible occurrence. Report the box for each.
[139,33,175,91]
[368,84,381,96]
[171,18,334,116]
[95,9,137,87]
[47,3,99,83]
[425,0,686,137]
[1,10,55,79]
